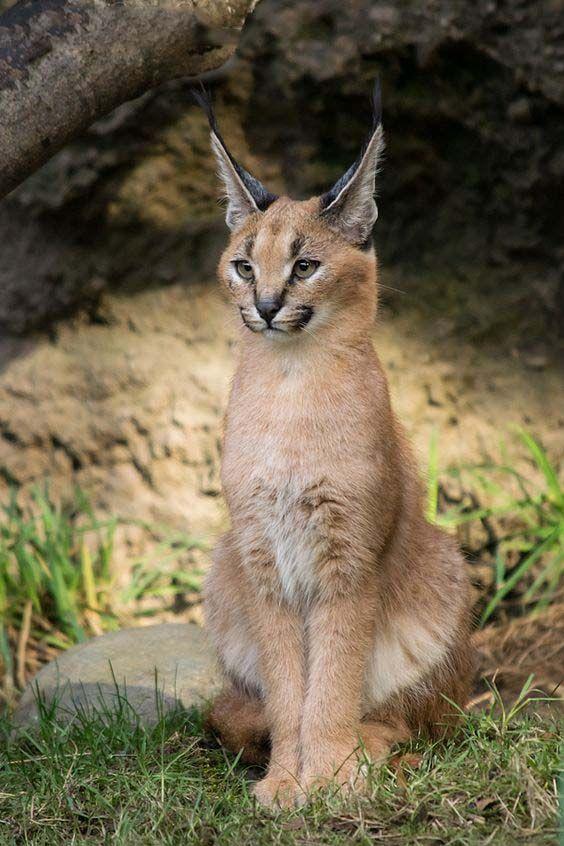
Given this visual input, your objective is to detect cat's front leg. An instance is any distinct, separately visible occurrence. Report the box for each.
[242,543,306,808]
[299,573,378,796]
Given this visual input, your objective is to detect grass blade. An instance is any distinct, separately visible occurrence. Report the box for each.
[426,428,439,524]
[480,529,559,625]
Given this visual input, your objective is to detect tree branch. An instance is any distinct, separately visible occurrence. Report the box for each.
[0,0,257,198]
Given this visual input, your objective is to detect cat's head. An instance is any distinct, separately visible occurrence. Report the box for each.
[196,83,383,340]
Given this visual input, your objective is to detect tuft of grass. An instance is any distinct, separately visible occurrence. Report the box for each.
[0,690,560,845]
[0,488,117,694]
[0,490,209,698]
[120,528,207,607]
[426,426,440,524]
[428,429,564,626]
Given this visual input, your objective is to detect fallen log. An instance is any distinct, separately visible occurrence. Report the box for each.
[0,0,257,198]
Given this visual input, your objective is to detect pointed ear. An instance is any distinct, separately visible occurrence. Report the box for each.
[193,87,277,231]
[320,81,384,246]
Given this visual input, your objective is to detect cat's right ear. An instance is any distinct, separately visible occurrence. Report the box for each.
[193,88,277,231]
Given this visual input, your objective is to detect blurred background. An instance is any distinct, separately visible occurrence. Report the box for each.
[0,0,562,703]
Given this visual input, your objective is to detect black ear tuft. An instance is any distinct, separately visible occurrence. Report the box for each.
[192,84,219,135]
[318,79,384,245]
[193,84,277,227]
[370,77,382,134]
[320,78,383,213]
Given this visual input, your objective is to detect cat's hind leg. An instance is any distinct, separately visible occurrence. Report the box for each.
[205,686,270,765]
[204,532,269,763]
[358,716,411,762]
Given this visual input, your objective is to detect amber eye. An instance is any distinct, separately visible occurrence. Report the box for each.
[293,259,318,279]
[235,260,254,281]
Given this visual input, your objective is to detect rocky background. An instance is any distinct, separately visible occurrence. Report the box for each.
[1,0,563,561]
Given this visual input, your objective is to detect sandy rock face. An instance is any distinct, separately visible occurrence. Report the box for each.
[2,275,562,579]
[0,284,234,548]
[14,623,220,728]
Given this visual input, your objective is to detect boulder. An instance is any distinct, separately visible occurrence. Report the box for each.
[14,623,220,728]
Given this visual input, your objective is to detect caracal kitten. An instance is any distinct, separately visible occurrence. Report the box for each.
[198,84,474,808]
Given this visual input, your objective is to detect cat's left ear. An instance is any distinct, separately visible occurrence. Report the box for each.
[320,80,384,247]
[193,87,277,231]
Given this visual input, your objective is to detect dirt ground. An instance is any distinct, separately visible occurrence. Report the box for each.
[2,272,561,556]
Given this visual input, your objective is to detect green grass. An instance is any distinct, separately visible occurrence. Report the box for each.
[0,489,118,695]
[0,489,207,697]
[120,529,206,606]
[0,690,560,845]
[428,429,564,625]
[0,437,561,842]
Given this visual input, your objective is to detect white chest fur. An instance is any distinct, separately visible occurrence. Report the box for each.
[262,482,322,604]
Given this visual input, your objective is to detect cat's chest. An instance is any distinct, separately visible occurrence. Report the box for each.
[222,370,372,601]
[224,418,331,601]
[262,481,325,604]
[225,383,348,478]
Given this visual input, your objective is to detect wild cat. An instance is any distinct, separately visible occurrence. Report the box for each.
[198,83,474,808]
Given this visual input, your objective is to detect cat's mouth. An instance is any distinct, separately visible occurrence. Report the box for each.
[269,306,314,334]
[241,306,314,335]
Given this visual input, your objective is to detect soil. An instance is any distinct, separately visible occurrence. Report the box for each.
[2,275,561,558]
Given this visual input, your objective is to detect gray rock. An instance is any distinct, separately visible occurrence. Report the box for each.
[14,623,220,729]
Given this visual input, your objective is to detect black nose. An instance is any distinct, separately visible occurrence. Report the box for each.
[256,297,282,325]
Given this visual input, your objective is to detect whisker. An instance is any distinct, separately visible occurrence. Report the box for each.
[299,324,324,348]
[378,283,409,296]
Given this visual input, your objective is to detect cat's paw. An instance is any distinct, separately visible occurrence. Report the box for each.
[252,774,300,809]
[299,744,371,803]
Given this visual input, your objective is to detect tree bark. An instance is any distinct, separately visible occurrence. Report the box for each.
[0,0,257,198]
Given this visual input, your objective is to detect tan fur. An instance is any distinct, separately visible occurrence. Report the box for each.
[203,196,475,807]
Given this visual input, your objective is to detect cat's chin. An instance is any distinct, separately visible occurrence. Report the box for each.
[265,315,315,338]
[262,326,294,340]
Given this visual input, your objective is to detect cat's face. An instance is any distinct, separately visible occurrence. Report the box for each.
[218,196,374,339]
[196,81,383,340]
